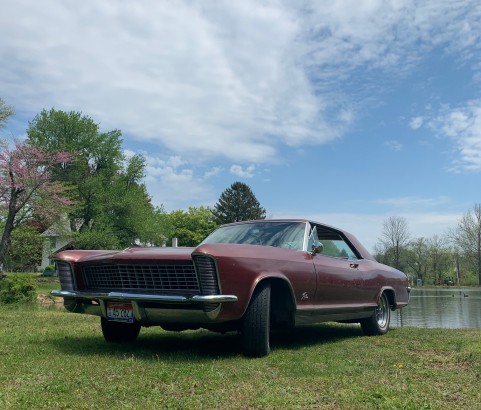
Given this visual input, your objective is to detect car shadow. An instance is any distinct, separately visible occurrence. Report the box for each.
[48,323,388,361]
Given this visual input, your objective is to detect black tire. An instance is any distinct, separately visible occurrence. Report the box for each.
[360,292,391,336]
[241,281,271,357]
[101,318,141,343]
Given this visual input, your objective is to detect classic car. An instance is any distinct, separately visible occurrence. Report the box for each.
[51,219,410,357]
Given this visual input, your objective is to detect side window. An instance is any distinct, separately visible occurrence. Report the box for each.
[312,225,359,260]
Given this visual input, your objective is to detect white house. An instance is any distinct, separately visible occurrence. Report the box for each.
[39,217,73,270]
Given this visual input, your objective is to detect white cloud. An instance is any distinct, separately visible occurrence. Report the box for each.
[376,196,451,209]
[384,140,403,151]
[230,164,256,178]
[204,167,222,179]
[429,99,481,172]
[409,116,424,130]
[2,0,480,165]
[142,153,214,210]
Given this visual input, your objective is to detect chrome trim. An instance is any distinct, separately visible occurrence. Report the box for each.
[50,289,238,303]
[56,261,77,291]
[192,253,221,292]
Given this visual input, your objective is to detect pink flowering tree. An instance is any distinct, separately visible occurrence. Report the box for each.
[0,139,72,265]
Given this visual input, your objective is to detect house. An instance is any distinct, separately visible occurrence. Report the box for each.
[39,217,73,270]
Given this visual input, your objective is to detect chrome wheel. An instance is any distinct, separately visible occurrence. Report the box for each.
[360,292,391,336]
[375,293,390,329]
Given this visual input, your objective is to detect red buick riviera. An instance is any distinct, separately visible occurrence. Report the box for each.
[52,219,410,357]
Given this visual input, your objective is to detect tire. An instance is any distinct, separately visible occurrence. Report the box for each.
[241,282,271,357]
[101,318,141,343]
[360,292,391,336]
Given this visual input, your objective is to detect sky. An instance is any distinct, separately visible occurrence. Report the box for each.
[1,0,481,251]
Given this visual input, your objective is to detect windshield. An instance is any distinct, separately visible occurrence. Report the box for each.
[201,221,307,250]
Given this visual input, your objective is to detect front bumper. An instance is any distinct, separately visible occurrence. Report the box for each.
[51,290,238,303]
[50,290,238,324]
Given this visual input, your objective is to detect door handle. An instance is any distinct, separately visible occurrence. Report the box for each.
[350,263,359,269]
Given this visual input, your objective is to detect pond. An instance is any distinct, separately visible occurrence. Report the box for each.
[391,288,481,329]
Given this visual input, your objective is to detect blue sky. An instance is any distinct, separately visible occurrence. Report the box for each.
[1,0,481,251]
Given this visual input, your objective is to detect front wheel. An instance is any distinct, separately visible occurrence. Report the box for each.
[241,282,271,357]
[360,292,391,336]
[101,318,141,343]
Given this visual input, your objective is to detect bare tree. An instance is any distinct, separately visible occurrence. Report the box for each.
[379,216,410,270]
[451,204,481,285]
[407,237,428,283]
[427,235,450,285]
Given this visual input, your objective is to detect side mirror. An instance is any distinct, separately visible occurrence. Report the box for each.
[311,240,323,256]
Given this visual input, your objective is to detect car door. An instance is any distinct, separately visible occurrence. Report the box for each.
[309,223,370,308]
[312,254,365,306]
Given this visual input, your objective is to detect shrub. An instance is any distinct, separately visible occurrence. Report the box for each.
[0,275,38,305]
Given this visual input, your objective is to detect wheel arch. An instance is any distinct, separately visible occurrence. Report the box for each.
[248,276,296,329]
[379,287,396,310]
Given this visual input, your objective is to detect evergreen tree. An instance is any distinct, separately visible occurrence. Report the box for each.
[212,182,266,224]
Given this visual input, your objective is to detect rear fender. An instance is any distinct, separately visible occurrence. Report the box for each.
[378,287,396,309]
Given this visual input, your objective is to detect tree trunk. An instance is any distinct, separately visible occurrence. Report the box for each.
[478,252,481,286]
[0,189,19,264]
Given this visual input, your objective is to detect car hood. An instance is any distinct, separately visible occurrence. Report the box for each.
[55,247,196,263]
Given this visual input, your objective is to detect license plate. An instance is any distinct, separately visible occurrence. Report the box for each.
[106,302,134,323]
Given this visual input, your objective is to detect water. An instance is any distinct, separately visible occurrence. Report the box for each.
[392,288,481,329]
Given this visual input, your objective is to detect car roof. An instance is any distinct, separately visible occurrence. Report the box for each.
[219,219,376,261]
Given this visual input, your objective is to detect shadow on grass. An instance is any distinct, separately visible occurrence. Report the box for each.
[48,322,381,361]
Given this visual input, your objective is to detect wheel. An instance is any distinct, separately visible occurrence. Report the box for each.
[360,292,391,336]
[241,282,271,357]
[101,318,141,343]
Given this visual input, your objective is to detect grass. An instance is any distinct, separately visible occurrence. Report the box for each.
[1,279,480,409]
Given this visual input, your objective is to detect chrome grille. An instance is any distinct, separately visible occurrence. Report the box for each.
[83,262,199,293]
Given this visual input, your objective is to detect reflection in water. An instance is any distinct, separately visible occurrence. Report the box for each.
[392,288,481,329]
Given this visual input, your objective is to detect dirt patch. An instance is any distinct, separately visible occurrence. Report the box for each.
[37,293,64,308]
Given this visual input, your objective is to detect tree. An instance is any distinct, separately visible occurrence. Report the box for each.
[377,216,410,270]
[167,207,219,247]
[4,225,43,272]
[27,109,123,232]
[451,204,481,285]
[0,98,14,128]
[0,139,71,264]
[426,235,451,285]
[406,237,429,283]
[27,108,168,249]
[212,182,266,224]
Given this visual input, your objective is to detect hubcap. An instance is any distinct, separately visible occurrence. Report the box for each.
[375,295,389,328]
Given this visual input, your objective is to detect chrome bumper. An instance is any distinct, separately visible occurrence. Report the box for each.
[50,290,238,323]
[51,290,238,304]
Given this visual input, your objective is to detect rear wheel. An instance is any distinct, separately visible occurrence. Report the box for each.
[360,292,391,336]
[101,318,141,343]
[241,282,271,357]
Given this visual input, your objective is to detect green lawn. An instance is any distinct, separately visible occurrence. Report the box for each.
[1,286,480,409]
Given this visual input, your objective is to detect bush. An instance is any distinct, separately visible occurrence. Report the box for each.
[0,275,37,305]
[460,271,479,286]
